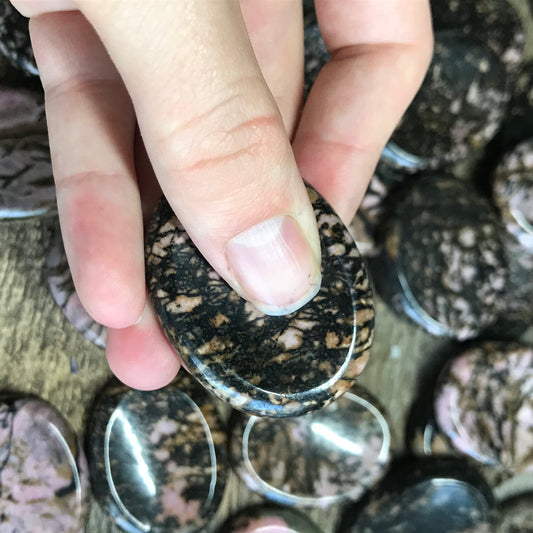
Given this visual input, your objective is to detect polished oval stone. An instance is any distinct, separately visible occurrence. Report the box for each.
[340,457,495,533]
[495,493,533,533]
[0,396,90,532]
[434,342,533,474]
[0,0,38,75]
[228,387,391,507]
[493,139,533,252]
[0,135,56,219]
[46,221,106,349]
[376,176,507,340]
[430,0,525,76]
[383,32,509,173]
[145,187,374,418]
[220,505,324,533]
[86,374,228,533]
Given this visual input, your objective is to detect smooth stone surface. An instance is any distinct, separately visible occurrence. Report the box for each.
[220,505,324,533]
[377,176,507,340]
[86,374,228,533]
[0,0,38,75]
[384,32,509,173]
[430,0,525,76]
[0,134,56,219]
[340,457,495,533]
[495,493,533,532]
[434,342,533,474]
[45,220,106,349]
[228,387,391,508]
[493,139,533,252]
[0,396,90,532]
[145,187,374,418]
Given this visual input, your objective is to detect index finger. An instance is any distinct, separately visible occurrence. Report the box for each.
[293,0,433,223]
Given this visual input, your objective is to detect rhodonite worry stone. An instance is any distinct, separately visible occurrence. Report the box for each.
[228,387,391,507]
[220,505,324,533]
[145,187,374,417]
[0,396,90,532]
[86,374,227,533]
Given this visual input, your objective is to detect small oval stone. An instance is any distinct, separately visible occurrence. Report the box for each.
[45,220,106,349]
[228,387,391,507]
[434,342,533,474]
[220,505,324,533]
[340,457,495,533]
[0,396,90,532]
[86,374,228,533]
[376,176,507,340]
[383,32,509,173]
[0,135,56,219]
[145,187,374,417]
[493,139,533,252]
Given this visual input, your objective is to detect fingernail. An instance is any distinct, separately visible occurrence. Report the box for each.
[226,215,321,315]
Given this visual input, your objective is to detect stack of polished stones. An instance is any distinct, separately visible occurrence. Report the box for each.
[1,0,533,532]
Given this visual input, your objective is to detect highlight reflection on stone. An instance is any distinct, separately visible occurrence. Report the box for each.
[228,387,391,508]
[145,187,374,418]
[86,374,227,533]
[0,396,90,532]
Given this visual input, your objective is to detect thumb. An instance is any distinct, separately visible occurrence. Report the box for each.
[78,0,322,315]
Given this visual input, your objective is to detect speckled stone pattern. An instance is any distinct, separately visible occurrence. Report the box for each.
[228,388,391,508]
[495,494,533,533]
[493,139,533,252]
[434,342,533,474]
[0,397,90,532]
[431,0,525,76]
[385,32,508,172]
[146,187,374,418]
[380,176,507,340]
[340,457,495,533]
[45,220,106,349]
[86,374,227,533]
[303,22,329,97]
[220,505,324,533]
[0,0,37,76]
[0,135,56,219]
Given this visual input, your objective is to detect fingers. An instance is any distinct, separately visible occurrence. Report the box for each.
[30,11,146,328]
[293,0,433,223]
[76,0,321,316]
[106,301,181,391]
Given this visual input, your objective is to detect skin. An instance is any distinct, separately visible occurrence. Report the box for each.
[11,0,433,390]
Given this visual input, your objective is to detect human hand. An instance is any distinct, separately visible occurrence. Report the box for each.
[11,0,433,390]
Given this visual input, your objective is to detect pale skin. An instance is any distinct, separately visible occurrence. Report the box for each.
[11,0,433,390]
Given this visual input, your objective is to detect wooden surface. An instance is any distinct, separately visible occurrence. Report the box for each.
[1,2,533,531]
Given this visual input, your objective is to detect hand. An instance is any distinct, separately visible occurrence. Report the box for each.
[11,0,433,390]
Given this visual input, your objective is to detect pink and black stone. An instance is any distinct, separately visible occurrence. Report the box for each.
[0,396,90,532]
[0,0,38,76]
[45,221,106,349]
[434,342,533,475]
[382,32,509,174]
[86,373,227,533]
[376,176,507,340]
[145,187,374,418]
[339,457,495,533]
[493,139,533,252]
[220,505,323,533]
[228,386,391,507]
